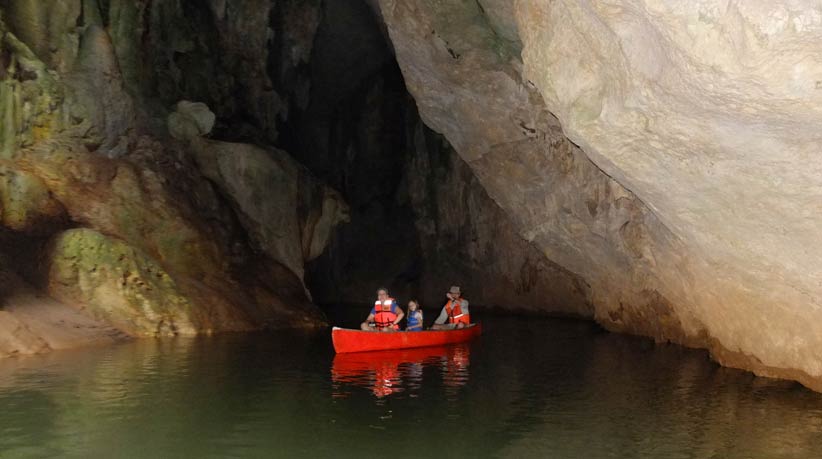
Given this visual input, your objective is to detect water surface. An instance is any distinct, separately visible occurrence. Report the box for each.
[1,311,821,458]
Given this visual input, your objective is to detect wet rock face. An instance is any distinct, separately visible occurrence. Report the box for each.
[0,0,339,350]
[374,0,822,389]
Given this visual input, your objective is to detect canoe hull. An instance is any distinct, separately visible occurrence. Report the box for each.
[332,324,482,353]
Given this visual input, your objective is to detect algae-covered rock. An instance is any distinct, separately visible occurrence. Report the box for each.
[0,20,68,158]
[17,136,328,332]
[48,228,197,337]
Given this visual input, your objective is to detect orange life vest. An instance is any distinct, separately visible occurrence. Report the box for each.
[373,299,399,330]
[445,299,470,325]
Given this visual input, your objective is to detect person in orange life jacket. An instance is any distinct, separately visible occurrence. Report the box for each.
[360,287,404,332]
[431,286,470,330]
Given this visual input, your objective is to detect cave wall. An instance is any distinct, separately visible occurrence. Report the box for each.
[405,120,591,315]
[373,0,822,390]
[0,0,349,356]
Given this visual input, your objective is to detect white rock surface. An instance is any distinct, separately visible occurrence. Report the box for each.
[376,0,822,389]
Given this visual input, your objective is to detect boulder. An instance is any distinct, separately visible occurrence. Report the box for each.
[168,101,216,141]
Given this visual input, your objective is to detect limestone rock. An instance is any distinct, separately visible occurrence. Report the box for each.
[103,0,322,143]
[513,0,822,384]
[0,20,68,157]
[405,122,592,315]
[190,139,349,281]
[47,228,198,337]
[376,0,679,334]
[167,101,216,141]
[17,135,328,336]
[0,1,343,360]
[1,0,81,72]
[375,0,822,390]
[71,24,135,157]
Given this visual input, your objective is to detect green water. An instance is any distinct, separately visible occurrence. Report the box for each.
[1,313,822,458]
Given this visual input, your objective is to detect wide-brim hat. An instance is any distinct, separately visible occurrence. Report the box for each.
[449,286,461,294]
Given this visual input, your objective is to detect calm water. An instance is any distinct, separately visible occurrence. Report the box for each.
[1,310,822,458]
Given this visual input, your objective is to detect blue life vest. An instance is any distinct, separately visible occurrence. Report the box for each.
[406,310,423,331]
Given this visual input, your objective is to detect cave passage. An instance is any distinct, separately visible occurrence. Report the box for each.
[2,0,822,457]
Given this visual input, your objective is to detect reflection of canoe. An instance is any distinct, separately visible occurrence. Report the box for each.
[331,345,471,398]
[332,324,482,353]
[333,345,457,370]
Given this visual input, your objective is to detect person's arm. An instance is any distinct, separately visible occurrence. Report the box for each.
[434,307,448,325]
[360,309,377,331]
[453,299,469,323]
[392,303,404,326]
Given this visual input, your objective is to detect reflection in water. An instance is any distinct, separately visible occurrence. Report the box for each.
[1,315,822,458]
[331,345,470,399]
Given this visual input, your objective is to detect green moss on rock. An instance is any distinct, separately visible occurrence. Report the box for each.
[0,17,68,158]
[48,228,197,337]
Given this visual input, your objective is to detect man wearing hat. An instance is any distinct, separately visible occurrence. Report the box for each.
[431,286,471,330]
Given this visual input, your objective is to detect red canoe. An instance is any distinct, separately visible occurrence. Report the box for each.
[332,324,482,353]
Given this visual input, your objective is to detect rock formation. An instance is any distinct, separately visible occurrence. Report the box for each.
[373,0,822,390]
[0,0,346,354]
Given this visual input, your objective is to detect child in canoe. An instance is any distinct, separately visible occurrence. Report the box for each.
[406,300,423,331]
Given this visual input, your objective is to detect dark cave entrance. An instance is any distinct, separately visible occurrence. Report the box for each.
[262,0,452,306]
